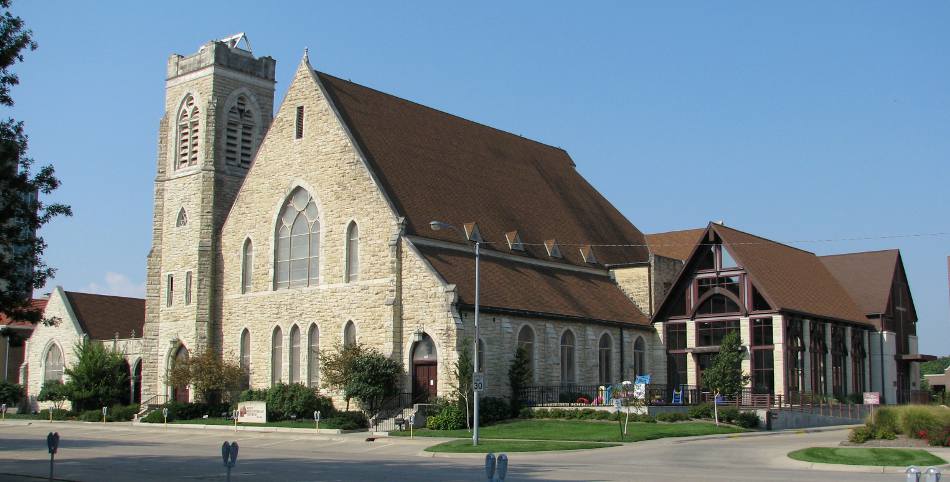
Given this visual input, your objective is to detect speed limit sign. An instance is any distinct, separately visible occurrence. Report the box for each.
[473,373,485,392]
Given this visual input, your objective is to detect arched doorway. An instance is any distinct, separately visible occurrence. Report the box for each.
[132,360,143,404]
[119,359,132,405]
[171,344,190,403]
[410,333,437,402]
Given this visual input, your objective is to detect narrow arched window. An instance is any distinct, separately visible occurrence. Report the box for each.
[44,344,64,382]
[517,325,535,377]
[343,321,356,348]
[560,330,575,384]
[274,187,320,289]
[271,326,283,385]
[176,208,187,227]
[241,239,253,294]
[177,95,199,168]
[289,324,301,384]
[225,95,256,168]
[633,336,646,377]
[599,333,612,384]
[345,222,359,282]
[239,329,251,373]
[307,324,320,387]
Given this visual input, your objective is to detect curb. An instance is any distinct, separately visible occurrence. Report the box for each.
[669,424,858,443]
[130,421,368,435]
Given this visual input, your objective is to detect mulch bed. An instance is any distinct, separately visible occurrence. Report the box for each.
[840,435,931,448]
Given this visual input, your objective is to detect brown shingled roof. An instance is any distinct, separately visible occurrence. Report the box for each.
[0,298,47,329]
[712,224,870,325]
[820,250,899,315]
[315,71,649,268]
[416,244,649,326]
[646,228,705,261]
[63,291,145,340]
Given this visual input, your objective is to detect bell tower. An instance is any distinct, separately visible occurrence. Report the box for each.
[142,34,276,403]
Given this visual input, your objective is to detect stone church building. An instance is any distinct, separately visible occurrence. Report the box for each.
[139,35,668,406]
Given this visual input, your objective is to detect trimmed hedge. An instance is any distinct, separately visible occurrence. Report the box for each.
[520,407,656,423]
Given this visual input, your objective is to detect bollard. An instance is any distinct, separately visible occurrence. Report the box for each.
[485,453,496,482]
[908,466,922,482]
[924,467,941,482]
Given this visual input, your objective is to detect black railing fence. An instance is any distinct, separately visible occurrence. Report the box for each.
[516,383,700,407]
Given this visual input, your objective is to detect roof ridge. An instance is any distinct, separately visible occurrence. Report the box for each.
[712,223,817,255]
[646,227,705,237]
[819,249,900,258]
[314,70,571,158]
[64,290,145,302]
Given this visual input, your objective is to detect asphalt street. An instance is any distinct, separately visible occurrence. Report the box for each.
[0,421,946,481]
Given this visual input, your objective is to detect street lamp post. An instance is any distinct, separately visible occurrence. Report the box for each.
[430,220,480,446]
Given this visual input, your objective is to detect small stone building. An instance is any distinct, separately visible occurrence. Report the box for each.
[22,287,144,410]
[0,298,46,384]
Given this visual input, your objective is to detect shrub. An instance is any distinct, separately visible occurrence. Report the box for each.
[238,389,269,402]
[874,427,896,440]
[426,403,466,430]
[79,409,102,422]
[845,393,864,405]
[927,427,950,447]
[37,381,70,411]
[870,407,899,434]
[849,425,873,443]
[141,409,165,423]
[656,412,690,422]
[324,411,368,430]
[0,381,24,407]
[718,407,739,424]
[266,383,334,422]
[735,411,760,429]
[901,406,942,438]
[688,403,713,419]
[548,408,567,419]
[38,408,70,420]
[108,404,140,422]
[478,397,510,425]
[519,407,536,419]
[65,340,130,411]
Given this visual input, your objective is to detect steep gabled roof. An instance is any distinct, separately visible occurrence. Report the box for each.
[819,250,900,316]
[0,298,47,329]
[712,224,870,325]
[63,291,145,341]
[416,244,649,326]
[646,228,705,261]
[315,71,649,268]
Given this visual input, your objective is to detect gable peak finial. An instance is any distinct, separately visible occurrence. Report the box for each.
[303,47,310,65]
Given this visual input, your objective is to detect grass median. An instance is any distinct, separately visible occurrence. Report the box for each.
[425,439,621,453]
[391,419,744,444]
[788,447,947,467]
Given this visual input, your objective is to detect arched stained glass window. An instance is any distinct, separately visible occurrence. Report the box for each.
[239,328,251,373]
[343,321,356,348]
[44,344,64,382]
[598,334,612,384]
[345,222,359,282]
[308,324,320,387]
[274,188,320,289]
[289,325,301,384]
[242,239,253,293]
[560,330,575,384]
[271,326,283,385]
[633,336,646,377]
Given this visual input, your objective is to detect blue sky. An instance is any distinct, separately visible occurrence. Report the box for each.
[9,2,949,355]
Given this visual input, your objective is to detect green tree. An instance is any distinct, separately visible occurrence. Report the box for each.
[453,339,474,430]
[64,340,129,411]
[344,349,403,416]
[165,348,245,405]
[508,345,532,416]
[319,343,365,410]
[0,379,23,406]
[701,331,750,398]
[920,356,950,376]
[37,380,68,411]
[0,0,71,322]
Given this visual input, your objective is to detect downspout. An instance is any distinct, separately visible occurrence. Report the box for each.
[619,326,625,381]
[879,317,886,404]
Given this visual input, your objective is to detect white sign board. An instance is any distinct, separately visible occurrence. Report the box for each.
[237,401,267,423]
[863,392,880,405]
[473,373,485,392]
[633,383,646,400]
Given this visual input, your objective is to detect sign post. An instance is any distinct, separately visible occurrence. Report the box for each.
[473,373,485,393]
[47,431,59,482]
[713,390,721,427]
[233,409,239,431]
[409,414,415,439]
[102,406,108,424]
[314,410,320,431]
[1,403,6,421]
[162,407,168,429]
[613,398,623,441]
[863,392,880,426]
[221,441,239,482]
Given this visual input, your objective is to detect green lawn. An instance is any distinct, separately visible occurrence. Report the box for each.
[425,439,620,453]
[146,417,352,430]
[788,448,947,467]
[391,419,744,443]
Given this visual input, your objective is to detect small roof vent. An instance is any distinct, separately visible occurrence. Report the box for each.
[579,245,598,264]
[544,239,562,259]
[505,231,525,251]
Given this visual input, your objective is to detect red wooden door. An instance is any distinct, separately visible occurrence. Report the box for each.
[413,363,437,402]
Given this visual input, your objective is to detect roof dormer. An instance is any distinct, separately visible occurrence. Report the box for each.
[579,245,598,264]
[505,231,525,251]
[463,222,483,243]
[544,239,562,259]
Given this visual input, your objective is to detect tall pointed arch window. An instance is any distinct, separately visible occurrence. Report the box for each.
[289,325,301,384]
[271,326,283,385]
[274,188,321,289]
[598,333,613,384]
[225,95,255,168]
[307,324,320,387]
[241,239,253,294]
[176,208,188,227]
[177,95,199,168]
[560,330,576,384]
[44,344,64,382]
[633,336,646,377]
[343,321,356,348]
[239,328,251,374]
[517,325,534,372]
[345,222,359,282]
